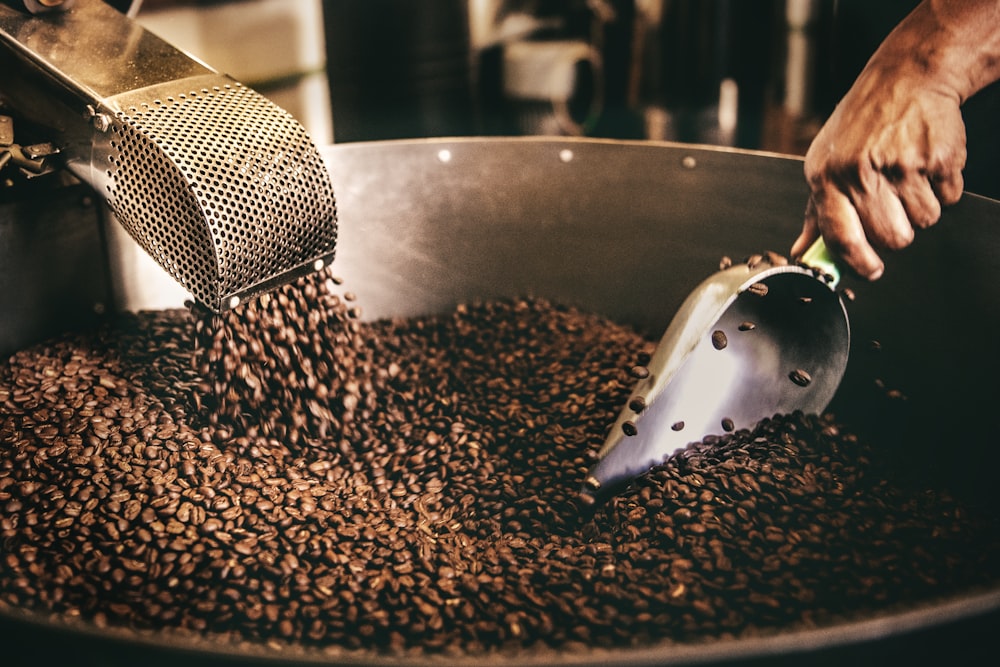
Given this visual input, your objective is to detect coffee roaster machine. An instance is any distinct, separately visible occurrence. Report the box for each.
[2,1,1000,666]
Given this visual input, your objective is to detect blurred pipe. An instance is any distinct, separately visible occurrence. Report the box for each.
[718,76,738,135]
[784,0,819,117]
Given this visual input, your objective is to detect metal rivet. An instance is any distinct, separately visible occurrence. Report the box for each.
[559,149,574,163]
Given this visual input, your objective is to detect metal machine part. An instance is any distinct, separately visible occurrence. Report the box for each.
[0,113,61,179]
[0,0,337,312]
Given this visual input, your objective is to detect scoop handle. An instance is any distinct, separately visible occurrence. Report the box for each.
[800,237,840,287]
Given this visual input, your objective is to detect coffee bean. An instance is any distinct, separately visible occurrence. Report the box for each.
[0,269,995,660]
[789,369,812,387]
[622,421,638,437]
[764,250,788,267]
[628,397,647,413]
[746,282,768,297]
[738,321,756,332]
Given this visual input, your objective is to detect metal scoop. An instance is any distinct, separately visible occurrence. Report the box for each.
[580,240,849,503]
[0,0,337,312]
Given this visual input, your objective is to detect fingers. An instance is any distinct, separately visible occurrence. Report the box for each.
[928,129,966,206]
[802,163,961,281]
[852,168,914,252]
[812,184,885,281]
[790,199,820,259]
[894,171,942,229]
[931,167,964,206]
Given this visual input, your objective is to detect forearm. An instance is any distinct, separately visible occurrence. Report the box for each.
[870,0,1000,102]
[794,0,998,278]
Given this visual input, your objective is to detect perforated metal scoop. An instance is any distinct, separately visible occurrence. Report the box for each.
[581,240,849,503]
[0,0,337,312]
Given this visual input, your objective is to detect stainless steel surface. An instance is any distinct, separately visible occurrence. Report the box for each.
[0,137,998,665]
[0,0,337,311]
[582,252,850,499]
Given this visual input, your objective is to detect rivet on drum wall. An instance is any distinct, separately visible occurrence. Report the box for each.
[682,155,697,169]
[559,149,574,163]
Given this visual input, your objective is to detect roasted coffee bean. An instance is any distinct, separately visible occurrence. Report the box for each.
[789,369,812,387]
[746,282,768,297]
[628,397,647,413]
[764,250,788,267]
[0,268,997,660]
[721,417,735,432]
[738,321,756,332]
[622,421,638,437]
[630,365,650,379]
[671,421,685,431]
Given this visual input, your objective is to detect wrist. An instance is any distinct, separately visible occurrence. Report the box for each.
[875,0,1000,103]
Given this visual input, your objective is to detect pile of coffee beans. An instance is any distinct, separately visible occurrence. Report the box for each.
[1,268,998,660]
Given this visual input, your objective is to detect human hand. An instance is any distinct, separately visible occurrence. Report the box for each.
[791,66,967,280]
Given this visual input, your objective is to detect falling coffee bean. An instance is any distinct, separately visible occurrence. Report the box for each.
[738,321,756,332]
[721,417,735,432]
[629,396,647,413]
[671,421,685,431]
[789,368,812,387]
[746,282,768,297]
[622,420,638,436]
[711,330,728,350]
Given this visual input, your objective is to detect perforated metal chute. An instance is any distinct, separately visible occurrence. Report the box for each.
[102,80,338,311]
[0,0,338,312]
